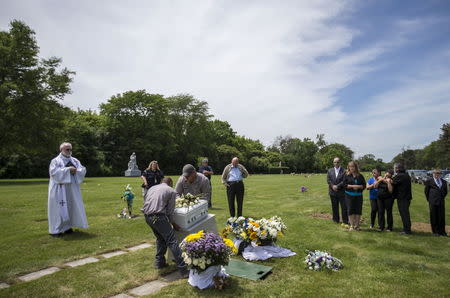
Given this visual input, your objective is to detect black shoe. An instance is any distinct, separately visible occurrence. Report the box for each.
[399,231,412,235]
[50,233,62,238]
[155,263,169,269]
[179,269,189,278]
[433,233,440,236]
[64,228,74,234]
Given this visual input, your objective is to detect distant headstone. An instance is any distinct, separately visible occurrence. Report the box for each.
[124,152,141,177]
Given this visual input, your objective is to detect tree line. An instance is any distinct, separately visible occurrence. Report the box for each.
[1,20,448,178]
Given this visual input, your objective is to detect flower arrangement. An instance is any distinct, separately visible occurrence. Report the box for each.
[175,193,201,208]
[249,216,287,243]
[304,250,343,271]
[180,230,237,272]
[222,216,287,245]
[221,216,251,240]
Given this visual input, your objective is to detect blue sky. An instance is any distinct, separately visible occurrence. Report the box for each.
[1,0,449,161]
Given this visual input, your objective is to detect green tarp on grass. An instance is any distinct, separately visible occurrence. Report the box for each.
[225,259,272,281]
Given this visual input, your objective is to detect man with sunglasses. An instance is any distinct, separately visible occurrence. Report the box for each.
[47,142,88,237]
[327,157,348,226]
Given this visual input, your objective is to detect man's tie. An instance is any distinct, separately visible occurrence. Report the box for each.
[436,179,441,188]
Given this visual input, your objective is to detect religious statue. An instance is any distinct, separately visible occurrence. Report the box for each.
[124,152,141,176]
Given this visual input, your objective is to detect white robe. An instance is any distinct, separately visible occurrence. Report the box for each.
[48,153,88,234]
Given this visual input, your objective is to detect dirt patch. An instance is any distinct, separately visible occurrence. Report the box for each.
[311,212,332,220]
[311,212,449,233]
[410,222,450,233]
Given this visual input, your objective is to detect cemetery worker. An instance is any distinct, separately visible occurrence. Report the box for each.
[366,168,381,229]
[392,163,412,234]
[198,158,214,208]
[221,157,249,217]
[342,161,366,231]
[326,157,348,225]
[142,177,188,275]
[376,169,395,231]
[48,142,88,237]
[424,169,448,236]
[175,164,211,204]
[141,160,164,198]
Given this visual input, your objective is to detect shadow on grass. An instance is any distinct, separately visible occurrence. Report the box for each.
[209,207,224,211]
[62,231,97,241]
[190,277,246,297]
[0,179,49,186]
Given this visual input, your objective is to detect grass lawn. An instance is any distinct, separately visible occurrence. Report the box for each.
[0,174,449,297]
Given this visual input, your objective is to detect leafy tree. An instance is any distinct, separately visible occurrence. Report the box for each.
[357,154,388,171]
[100,90,174,174]
[63,110,109,176]
[0,20,74,157]
[391,149,417,170]
[315,143,354,172]
[271,136,318,172]
[248,156,270,173]
[215,144,242,171]
[166,94,211,171]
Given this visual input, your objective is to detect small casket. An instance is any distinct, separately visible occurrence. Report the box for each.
[172,200,208,230]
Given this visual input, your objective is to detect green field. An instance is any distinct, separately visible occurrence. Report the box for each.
[0,174,449,297]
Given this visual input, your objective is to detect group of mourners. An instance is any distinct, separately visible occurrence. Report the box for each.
[47,143,447,278]
[140,157,249,216]
[48,142,250,277]
[327,157,448,236]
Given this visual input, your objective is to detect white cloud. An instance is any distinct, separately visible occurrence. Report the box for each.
[1,1,449,162]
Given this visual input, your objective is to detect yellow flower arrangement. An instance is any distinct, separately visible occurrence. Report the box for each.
[249,221,259,228]
[223,238,238,254]
[239,232,248,239]
[220,226,231,238]
[185,230,205,242]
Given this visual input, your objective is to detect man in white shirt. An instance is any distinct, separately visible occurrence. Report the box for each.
[221,157,249,217]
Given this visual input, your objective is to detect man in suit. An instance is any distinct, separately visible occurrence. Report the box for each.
[327,157,348,225]
[393,163,412,234]
[424,169,448,236]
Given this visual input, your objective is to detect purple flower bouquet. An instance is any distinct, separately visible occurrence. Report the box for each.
[180,230,236,272]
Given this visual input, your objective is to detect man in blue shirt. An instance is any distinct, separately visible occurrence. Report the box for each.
[221,157,249,217]
[198,159,214,208]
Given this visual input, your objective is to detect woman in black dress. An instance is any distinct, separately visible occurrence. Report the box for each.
[140,160,164,198]
[343,161,366,230]
[377,169,394,231]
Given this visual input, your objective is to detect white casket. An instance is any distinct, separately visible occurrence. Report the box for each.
[172,200,208,230]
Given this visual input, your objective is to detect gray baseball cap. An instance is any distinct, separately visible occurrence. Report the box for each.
[182,164,196,177]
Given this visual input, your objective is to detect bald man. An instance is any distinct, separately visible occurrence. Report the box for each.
[221,157,249,217]
[327,157,348,225]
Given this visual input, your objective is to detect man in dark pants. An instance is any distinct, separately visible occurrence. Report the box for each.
[424,169,448,236]
[198,159,214,208]
[221,157,249,217]
[393,163,412,234]
[326,157,348,226]
[142,177,188,277]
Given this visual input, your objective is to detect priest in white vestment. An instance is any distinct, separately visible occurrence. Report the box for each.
[48,142,88,236]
